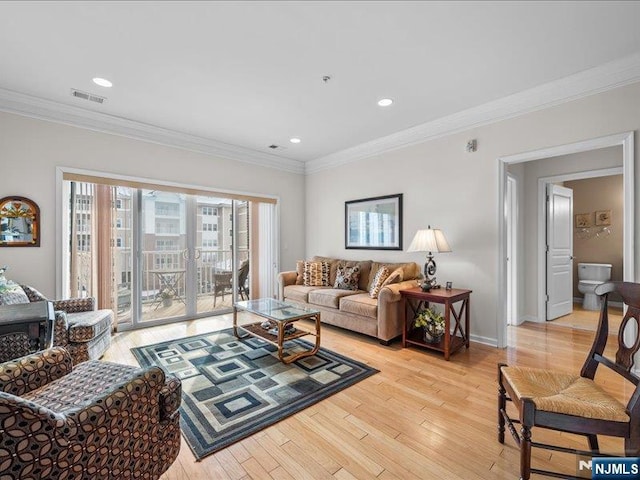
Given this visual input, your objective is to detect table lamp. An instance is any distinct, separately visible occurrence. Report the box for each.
[407,226,451,291]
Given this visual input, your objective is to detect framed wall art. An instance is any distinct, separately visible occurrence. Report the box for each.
[0,196,40,247]
[345,193,402,250]
[595,210,611,226]
[574,213,592,228]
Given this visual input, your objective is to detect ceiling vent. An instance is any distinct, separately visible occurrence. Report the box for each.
[71,88,106,104]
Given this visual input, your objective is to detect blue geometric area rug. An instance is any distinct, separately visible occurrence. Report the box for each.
[131,328,378,460]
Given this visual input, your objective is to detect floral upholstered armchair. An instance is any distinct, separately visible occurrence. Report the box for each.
[0,347,182,479]
[17,285,113,365]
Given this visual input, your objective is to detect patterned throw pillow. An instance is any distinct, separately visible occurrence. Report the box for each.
[0,284,29,305]
[369,266,390,299]
[303,261,331,287]
[334,265,361,291]
[295,260,305,285]
[382,267,404,287]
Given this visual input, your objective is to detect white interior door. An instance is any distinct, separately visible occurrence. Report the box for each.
[546,184,573,320]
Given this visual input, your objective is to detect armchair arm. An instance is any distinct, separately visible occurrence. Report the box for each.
[53,297,95,313]
[0,347,73,396]
[278,271,297,300]
[52,311,70,347]
[160,374,182,421]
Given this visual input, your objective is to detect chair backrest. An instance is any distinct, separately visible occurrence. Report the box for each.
[238,260,249,286]
[581,281,640,388]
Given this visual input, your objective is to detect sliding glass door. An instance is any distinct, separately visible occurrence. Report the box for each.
[62,179,275,330]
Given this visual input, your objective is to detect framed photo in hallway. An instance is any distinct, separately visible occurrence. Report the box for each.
[345,194,403,250]
[574,213,592,228]
[595,210,611,226]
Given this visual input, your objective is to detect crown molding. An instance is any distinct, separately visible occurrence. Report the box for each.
[306,53,640,175]
[0,88,305,175]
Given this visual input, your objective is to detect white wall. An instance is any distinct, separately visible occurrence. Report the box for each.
[306,81,640,345]
[0,111,306,298]
[513,147,623,320]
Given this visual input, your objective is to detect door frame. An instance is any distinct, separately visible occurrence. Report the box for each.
[55,166,280,329]
[506,173,518,325]
[538,168,622,323]
[496,131,634,348]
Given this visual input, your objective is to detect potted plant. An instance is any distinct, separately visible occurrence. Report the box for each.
[160,289,173,307]
[414,307,445,343]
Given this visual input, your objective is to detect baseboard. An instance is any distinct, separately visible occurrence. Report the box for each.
[520,315,542,324]
[470,334,497,347]
[574,297,623,309]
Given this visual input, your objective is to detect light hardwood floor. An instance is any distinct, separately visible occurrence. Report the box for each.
[104,316,629,479]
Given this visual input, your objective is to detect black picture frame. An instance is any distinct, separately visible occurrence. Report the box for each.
[345,194,403,250]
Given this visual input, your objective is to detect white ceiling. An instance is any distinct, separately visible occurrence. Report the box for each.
[1,1,640,166]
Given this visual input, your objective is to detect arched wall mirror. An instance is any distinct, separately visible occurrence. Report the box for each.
[0,196,40,247]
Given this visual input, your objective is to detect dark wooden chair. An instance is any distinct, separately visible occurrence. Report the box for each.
[238,259,250,300]
[212,272,233,307]
[498,281,640,479]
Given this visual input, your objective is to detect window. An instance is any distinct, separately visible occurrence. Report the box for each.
[116,199,122,209]
[116,218,122,228]
[116,238,123,247]
[202,206,217,216]
[156,239,177,251]
[202,239,218,248]
[202,223,217,232]
[121,271,131,285]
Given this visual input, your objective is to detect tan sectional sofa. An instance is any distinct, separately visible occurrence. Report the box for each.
[277,256,420,345]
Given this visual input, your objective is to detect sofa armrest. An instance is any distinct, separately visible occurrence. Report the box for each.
[52,311,70,347]
[278,271,297,300]
[0,347,73,396]
[160,374,182,421]
[53,297,96,313]
[378,280,419,304]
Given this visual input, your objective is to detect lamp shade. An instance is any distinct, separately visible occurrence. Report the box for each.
[407,228,451,253]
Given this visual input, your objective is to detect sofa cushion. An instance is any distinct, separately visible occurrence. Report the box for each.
[332,259,372,291]
[284,285,328,303]
[339,294,378,319]
[369,266,390,299]
[67,309,113,343]
[308,288,362,309]
[303,261,331,286]
[334,265,361,291]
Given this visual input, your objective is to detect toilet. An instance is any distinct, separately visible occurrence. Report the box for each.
[577,263,612,311]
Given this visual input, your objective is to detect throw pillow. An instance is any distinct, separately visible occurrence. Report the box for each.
[382,267,404,286]
[334,265,361,291]
[0,284,29,305]
[295,260,305,285]
[369,266,390,299]
[303,261,331,287]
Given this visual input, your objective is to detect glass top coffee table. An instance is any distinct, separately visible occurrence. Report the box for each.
[233,298,321,364]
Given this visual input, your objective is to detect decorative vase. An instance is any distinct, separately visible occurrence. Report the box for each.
[162,297,173,308]
[423,328,443,344]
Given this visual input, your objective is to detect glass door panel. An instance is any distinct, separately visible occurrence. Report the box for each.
[140,189,187,322]
[196,196,233,315]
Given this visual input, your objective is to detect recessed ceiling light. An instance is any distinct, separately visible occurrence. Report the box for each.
[92,77,113,88]
[377,98,393,107]
[290,138,301,144]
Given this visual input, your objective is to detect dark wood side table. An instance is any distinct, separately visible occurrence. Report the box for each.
[0,301,55,361]
[400,287,472,360]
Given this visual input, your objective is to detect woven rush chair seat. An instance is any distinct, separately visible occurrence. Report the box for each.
[501,366,629,422]
[498,281,640,480]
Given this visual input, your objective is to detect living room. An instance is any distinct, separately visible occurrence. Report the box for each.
[1,2,640,479]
